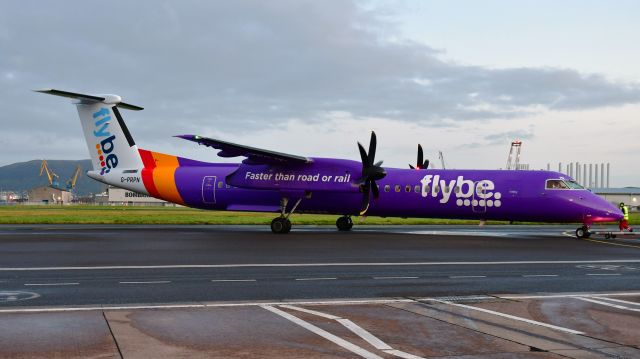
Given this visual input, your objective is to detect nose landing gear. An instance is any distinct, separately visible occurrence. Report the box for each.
[336,216,354,231]
[575,225,591,239]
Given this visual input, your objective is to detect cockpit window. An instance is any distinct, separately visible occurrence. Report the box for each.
[546,179,569,189]
[564,180,584,189]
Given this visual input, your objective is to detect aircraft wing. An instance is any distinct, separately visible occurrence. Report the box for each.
[176,134,313,165]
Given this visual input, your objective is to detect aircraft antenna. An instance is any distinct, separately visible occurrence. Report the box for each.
[506,140,522,170]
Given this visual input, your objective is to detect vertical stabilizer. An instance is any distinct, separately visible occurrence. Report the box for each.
[36,89,144,174]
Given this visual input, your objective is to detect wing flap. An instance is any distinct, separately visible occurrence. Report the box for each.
[176,134,312,165]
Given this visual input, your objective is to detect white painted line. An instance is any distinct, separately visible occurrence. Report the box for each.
[586,273,621,276]
[590,296,640,306]
[449,275,486,279]
[576,297,640,312]
[295,277,337,281]
[282,305,425,359]
[499,292,640,300]
[428,299,585,335]
[279,304,342,320]
[338,318,392,350]
[210,279,256,282]
[24,282,79,286]
[262,305,383,359]
[372,276,419,280]
[2,259,640,271]
[383,349,425,359]
[522,274,559,277]
[119,280,171,284]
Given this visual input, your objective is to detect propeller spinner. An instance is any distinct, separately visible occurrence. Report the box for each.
[356,132,386,215]
[409,144,429,170]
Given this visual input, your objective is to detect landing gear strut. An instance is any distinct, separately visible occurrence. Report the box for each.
[336,216,353,231]
[271,197,302,234]
[575,225,591,239]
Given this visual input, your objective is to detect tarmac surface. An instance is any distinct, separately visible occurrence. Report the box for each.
[1,224,639,358]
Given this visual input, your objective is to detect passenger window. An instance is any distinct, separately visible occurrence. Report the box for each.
[414,185,420,193]
[217,182,223,189]
[384,184,390,192]
[226,184,231,189]
[405,185,411,193]
[394,185,401,193]
[546,179,569,189]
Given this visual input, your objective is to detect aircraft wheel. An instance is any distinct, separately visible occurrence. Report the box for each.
[271,218,291,234]
[336,216,353,231]
[604,233,611,239]
[575,226,590,239]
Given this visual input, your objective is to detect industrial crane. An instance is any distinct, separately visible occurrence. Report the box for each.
[65,165,82,191]
[39,160,61,189]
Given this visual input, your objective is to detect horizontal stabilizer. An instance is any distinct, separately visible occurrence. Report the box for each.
[176,134,312,165]
[35,89,144,111]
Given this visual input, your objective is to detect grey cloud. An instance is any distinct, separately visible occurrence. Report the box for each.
[1,0,639,165]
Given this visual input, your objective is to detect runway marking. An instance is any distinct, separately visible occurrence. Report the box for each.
[499,292,640,299]
[282,304,425,359]
[449,275,486,279]
[210,279,256,282]
[3,259,640,271]
[262,305,383,359]
[522,274,559,277]
[118,280,171,284]
[372,276,419,280]
[576,297,640,312]
[586,273,621,276]
[590,296,640,306]
[427,298,585,335]
[1,292,639,313]
[295,277,337,281]
[280,304,342,320]
[24,282,79,286]
[579,237,640,249]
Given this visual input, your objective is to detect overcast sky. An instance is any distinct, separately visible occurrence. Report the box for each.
[1,0,638,185]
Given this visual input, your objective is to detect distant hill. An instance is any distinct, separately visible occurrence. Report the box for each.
[0,160,106,196]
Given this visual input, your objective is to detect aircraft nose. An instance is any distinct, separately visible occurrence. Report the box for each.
[580,194,623,223]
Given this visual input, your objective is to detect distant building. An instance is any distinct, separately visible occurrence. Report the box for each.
[27,186,72,205]
[593,187,639,211]
[107,186,169,206]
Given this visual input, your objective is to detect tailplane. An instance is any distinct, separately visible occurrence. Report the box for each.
[36,89,144,175]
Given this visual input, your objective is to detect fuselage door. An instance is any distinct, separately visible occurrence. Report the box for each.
[202,176,217,204]
[472,181,487,213]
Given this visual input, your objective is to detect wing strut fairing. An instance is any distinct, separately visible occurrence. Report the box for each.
[176,135,312,166]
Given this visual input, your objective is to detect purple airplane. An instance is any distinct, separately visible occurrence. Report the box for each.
[38,89,623,237]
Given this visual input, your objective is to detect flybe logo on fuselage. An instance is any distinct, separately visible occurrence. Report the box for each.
[420,174,503,208]
[92,108,118,175]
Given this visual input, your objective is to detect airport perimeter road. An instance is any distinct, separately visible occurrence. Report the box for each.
[1,225,640,307]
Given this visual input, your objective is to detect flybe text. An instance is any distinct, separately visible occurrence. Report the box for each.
[420,174,502,205]
[92,107,118,175]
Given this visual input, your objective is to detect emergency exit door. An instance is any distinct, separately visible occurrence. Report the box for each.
[202,176,217,204]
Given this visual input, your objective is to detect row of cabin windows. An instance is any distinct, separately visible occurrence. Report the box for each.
[382,184,471,194]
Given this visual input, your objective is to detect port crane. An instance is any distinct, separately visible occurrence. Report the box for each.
[39,161,82,192]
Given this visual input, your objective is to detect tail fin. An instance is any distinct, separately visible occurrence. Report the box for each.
[36,89,144,175]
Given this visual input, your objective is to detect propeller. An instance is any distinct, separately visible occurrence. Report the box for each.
[356,131,386,214]
[409,144,429,170]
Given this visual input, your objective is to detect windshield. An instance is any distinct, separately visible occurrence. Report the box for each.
[564,180,584,189]
[546,179,584,190]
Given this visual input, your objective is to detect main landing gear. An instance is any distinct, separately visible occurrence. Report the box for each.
[271,198,302,234]
[336,216,354,231]
[575,225,591,239]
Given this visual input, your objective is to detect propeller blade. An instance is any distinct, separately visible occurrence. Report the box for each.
[423,159,429,169]
[371,180,380,199]
[409,164,415,169]
[417,144,423,169]
[367,132,376,166]
[361,181,371,212]
[357,142,368,166]
[374,160,383,167]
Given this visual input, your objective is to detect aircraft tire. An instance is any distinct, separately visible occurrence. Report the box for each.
[336,216,353,231]
[271,218,291,234]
